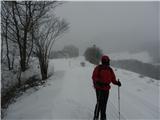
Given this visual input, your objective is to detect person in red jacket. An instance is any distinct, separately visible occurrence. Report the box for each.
[92,55,121,120]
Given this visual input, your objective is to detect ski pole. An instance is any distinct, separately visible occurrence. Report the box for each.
[118,79,120,120]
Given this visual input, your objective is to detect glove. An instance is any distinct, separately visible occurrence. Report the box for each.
[117,81,121,87]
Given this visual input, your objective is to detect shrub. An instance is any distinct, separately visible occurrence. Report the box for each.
[80,62,85,67]
[84,45,103,65]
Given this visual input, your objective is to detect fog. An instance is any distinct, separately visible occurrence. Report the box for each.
[53,2,159,61]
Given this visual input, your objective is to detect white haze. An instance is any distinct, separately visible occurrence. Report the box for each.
[53,2,159,62]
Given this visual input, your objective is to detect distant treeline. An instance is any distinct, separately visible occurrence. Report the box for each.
[49,45,79,59]
[111,60,160,80]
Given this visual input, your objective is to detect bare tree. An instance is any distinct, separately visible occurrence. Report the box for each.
[1,1,63,87]
[4,1,60,72]
[34,17,69,80]
[1,1,16,70]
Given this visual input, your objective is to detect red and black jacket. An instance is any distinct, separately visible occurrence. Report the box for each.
[92,65,118,91]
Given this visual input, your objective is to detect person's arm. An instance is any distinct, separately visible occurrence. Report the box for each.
[92,66,99,85]
[110,68,121,86]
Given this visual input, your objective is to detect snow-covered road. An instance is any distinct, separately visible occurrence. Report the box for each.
[4,57,159,120]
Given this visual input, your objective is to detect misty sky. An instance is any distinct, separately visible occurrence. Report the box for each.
[53,2,159,56]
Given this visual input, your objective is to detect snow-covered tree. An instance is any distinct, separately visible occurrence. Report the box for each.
[33,16,69,80]
[1,1,60,72]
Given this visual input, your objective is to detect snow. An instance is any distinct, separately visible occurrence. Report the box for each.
[108,51,153,63]
[4,56,160,120]
[1,57,41,96]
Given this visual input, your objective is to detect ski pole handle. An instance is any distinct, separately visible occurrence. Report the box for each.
[117,78,121,87]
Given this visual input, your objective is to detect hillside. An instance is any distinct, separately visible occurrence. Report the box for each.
[4,57,159,120]
[108,51,153,63]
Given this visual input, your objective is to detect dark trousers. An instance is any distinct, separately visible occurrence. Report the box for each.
[94,89,109,120]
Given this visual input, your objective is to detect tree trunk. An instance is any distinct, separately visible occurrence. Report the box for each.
[5,19,12,70]
[41,65,48,80]
[1,36,4,62]
[20,30,27,72]
[17,66,22,87]
[39,59,48,80]
[20,55,26,72]
[12,2,28,72]
[11,51,15,69]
